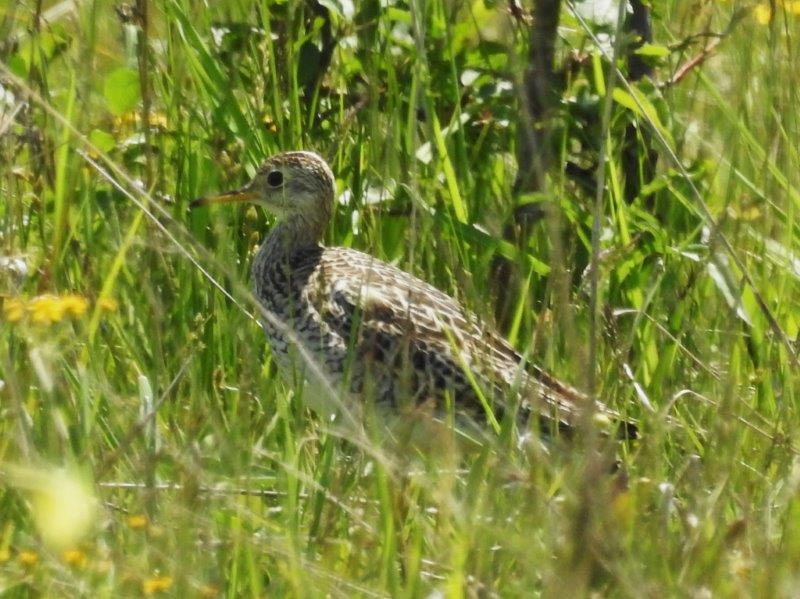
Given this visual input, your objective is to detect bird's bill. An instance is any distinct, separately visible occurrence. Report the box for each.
[190,187,259,209]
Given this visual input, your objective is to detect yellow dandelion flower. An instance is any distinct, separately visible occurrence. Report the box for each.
[28,295,65,325]
[62,548,88,568]
[791,1,800,15]
[18,550,39,566]
[126,514,148,530]
[61,294,90,318]
[3,297,25,323]
[97,296,119,312]
[143,575,173,595]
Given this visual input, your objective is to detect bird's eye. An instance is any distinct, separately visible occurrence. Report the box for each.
[266,170,283,187]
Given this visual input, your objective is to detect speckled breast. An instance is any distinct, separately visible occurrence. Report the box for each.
[251,245,352,397]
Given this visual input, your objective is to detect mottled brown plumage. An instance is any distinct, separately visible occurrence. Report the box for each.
[195,151,634,438]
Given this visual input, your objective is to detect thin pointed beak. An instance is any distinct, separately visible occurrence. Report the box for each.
[189,187,259,209]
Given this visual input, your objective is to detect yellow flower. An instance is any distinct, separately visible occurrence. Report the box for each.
[0,547,10,563]
[3,297,25,322]
[62,548,88,568]
[18,550,39,566]
[61,294,89,318]
[753,1,800,24]
[126,514,148,530]
[7,294,91,324]
[97,296,119,312]
[143,575,173,595]
[754,4,772,24]
[28,295,65,325]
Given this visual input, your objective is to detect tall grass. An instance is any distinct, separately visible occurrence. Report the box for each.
[1,1,798,595]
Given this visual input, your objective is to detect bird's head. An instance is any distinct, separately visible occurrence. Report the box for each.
[192,151,335,223]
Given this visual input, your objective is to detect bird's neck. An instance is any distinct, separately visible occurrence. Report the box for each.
[263,213,326,257]
[253,214,326,292]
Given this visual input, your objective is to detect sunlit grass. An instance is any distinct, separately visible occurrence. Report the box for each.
[0,0,799,595]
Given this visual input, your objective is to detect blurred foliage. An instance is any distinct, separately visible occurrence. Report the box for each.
[0,0,799,596]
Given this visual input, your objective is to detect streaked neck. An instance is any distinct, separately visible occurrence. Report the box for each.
[262,213,326,259]
[252,215,326,298]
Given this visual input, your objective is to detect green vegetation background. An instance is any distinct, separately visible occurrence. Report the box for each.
[1,1,799,596]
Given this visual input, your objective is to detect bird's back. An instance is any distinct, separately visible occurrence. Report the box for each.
[253,243,624,433]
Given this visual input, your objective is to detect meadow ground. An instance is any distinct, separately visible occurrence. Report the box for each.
[1,1,799,596]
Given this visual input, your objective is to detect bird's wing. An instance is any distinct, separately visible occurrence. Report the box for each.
[305,247,616,430]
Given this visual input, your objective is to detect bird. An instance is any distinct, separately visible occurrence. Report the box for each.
[192,151,636,442]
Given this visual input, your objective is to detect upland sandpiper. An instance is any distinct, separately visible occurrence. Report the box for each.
[193,151,635,439]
